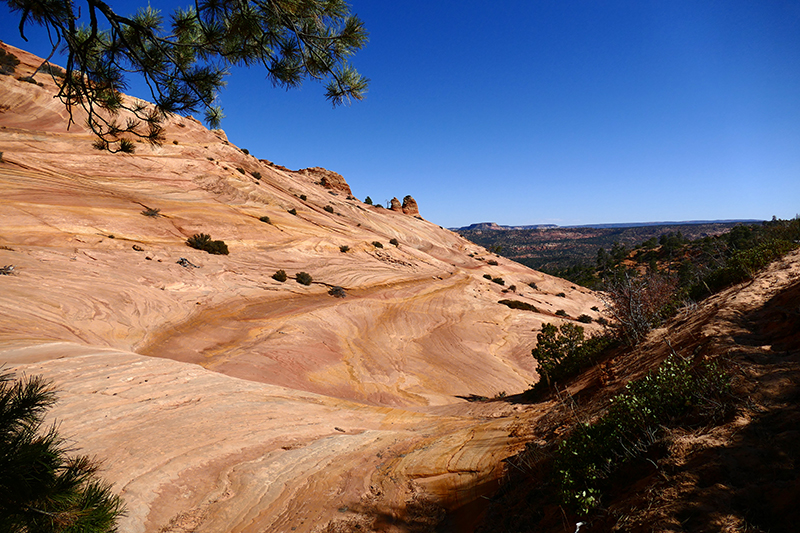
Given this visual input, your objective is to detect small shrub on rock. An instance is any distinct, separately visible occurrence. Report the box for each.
[252,171,262,180]
[299,194,307,201]
[141,207,161,217]
[324,205,334,213]
[577,314,593,324]
[288,208,297,216]
[528,282,538,290]
[555,309,567,317]
[364,196,373,205]
[340,245,350,253]
[483,274,493,280]
[328,286,347,298]
[389,238,399,246]
[372,241,383,249]
[296,271,313,285]
[498,299,538,312]
[272,270,287,282]
[259,216,270,223]
[118,139,136,153]
[491,277,505,286]
[186,233,229,255]
[556,292,566,298]
[487,259,498,266]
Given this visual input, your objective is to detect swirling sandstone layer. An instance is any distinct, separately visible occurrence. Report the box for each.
[0,43,604,532]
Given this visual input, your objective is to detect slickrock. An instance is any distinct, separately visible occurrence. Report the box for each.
[0,43,605,532]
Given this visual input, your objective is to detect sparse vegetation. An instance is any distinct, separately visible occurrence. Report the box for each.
[288,208,297,216]
[372,241,383,248]
[556,292,566,298]
[324,205,334,213]
[339,245,350,253]
[528,282,538,290]
[498,299,538,312]
[299,194,307,201]
[577,314,593,324]
[236,167,245,174]
[141,207,161,217]
[0,48,21,75]
[487,259,498,266]
[186,233,229,255]
[259,216,270,223]
[364,196,373,205]
[118,139,136,153]
[554,309,567,317]
[296,271,313,285]
[252,171,262,180]
[389,238,399,246]
[272,270,287,282]
[508,284,516,292]
[0,265,15,275]
[491,277,505,286]
[328,286,346,298]
[241,148,249,155]
[483,274,493,280]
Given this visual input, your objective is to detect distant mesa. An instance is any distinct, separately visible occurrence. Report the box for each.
[299,167,352,196]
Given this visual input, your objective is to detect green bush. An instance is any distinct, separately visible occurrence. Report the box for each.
[186,233,229,255]
[296,271,313,285]
[259,215,270,223]
[556,292,566,298]
[118,139,136,153]
[252,171,262,180]
[364,196,373,205]
[324,205,334,213]
[498,299,538,312]
[487,259,498,266]
[389,238,399,246]
[372,241,383,248]
[555,309,567,317]
[299,194,307,201]
[577,314,593,324]
[339,245,350,253]
[491,277,505,286]
[272,269,287,282]
[528,282,538,290]
[241,148,249,155]
[553,354,729,515]
[0,48,20,75]
[328,286,346,298]
[236,167,245,174]
[288,208,297,216]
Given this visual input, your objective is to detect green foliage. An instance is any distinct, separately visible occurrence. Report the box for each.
[324,205,335,213]
[553,354,729,515]
[577,314,593,324]
[487,259,498,266]
[389,238,399,246]
[339,245,350,253]
[528,282,538,290]
[364,196,373,205]
[507,284,517,292]
[491,277,505,285]
[483,274,493,280]
[556,292,566,297]
[241,148,249,155]
[6,0,369,151]
[372,241,383,248]
[259,216,270,223]
[529,323,612,396]
[252,171,262,180]
[186,233,229,255]
[299,195,307,201]
[0,47,21,75]
[236,167,245,174]
[498,299,538,312]
[272,269,287,282]
[554,309,567,317]
[118,139,136,153]
[296,271,313,285]
[328,286,346,298]
[0,371,125,531]
[288,208,297,216]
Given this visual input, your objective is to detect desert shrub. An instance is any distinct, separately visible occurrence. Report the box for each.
[491,277,505,285]
[553,354,729,515]
[487,259,498,266]
[259,216,270,223]
[577,314,593,324]
[241,148,249,155]
[141,207,161,217]
[299,194,307,201]
[252,171,262,180]
[372,241,383,248]
[324,205,334,213]
[529,323,613,396]
[236,167,245,174]
[603,272,676,345]
[0,265,15,275]
[591,306,599,312]
[528,282,538,290]
[272,269,287,282]
[328,286,346,298]
[483,274,493,280]
[364,196,373,205]
[186,233,229,255]
[555,309,567,317]
[296,271,313,285]
[498,299,538,312]
[288,208,297,216]
[339,245,350,253]
[0,48,21,75]
[556,292,566,298]
[508,284,516,292]
[118,139,136,153]
[389,238,399,246]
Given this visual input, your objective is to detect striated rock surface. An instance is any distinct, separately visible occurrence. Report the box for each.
[0,43,604,532]
[402,195,420,216]
[389,196,403,211]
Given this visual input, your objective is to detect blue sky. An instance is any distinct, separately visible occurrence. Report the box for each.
[2,1,798,227]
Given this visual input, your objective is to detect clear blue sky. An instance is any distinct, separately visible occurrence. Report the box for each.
[2,1,799,227]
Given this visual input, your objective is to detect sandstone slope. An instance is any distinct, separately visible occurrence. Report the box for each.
[0,43,604,532]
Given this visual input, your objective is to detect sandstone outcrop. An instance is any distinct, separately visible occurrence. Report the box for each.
[0,43,604,533]
[299,166,353,196]
[402,195,420,216]
[389,196,403,211]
